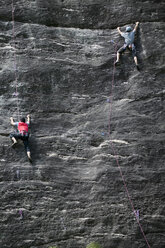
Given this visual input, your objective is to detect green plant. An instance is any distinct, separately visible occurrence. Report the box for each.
[48,246,58,248]
[86,242,102,248]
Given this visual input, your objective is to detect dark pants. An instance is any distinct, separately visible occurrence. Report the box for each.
[10,132,30,152]
[118,43,137,57]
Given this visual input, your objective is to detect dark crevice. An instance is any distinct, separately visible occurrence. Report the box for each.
[0,133,9,137]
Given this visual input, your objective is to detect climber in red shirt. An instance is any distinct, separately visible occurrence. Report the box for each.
[10,115,32,162]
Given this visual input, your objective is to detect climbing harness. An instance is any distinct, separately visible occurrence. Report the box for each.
[108,41,151,248]
[11,0,20,119]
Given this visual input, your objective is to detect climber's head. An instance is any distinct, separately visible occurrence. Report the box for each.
[20,117,25,123]
[126,26,132,32]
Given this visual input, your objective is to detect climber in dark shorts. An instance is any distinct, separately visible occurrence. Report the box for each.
[10,114,32,162]
[115,22,139,69]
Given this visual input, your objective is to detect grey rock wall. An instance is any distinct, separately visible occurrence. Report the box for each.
[0,1,165,248]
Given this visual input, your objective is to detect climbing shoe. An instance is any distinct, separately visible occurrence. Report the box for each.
[11,142,17,148]
[114,60,120,66]
[28,156,32,163]
[136,64,140,71]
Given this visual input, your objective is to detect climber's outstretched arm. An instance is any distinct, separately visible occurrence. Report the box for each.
[10,117,15,126]
[117,27,122,35]
[133,22,139,32]
[27,114,31,124]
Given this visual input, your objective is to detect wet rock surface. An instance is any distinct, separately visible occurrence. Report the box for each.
[0,1,165,248]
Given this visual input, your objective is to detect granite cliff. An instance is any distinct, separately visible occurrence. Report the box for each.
[0,0,165,248]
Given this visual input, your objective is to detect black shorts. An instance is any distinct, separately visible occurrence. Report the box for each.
[10,132,30,152]
[118,43,137,57]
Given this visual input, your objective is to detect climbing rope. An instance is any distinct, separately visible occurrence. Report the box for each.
[108,41,151,248]
[11,0,20,119]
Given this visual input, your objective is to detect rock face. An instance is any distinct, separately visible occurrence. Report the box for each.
[0,1,165,248]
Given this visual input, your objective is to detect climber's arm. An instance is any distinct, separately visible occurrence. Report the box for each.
[10,117,15,126]
[117,27,123,35]
[27,114,31,125]
[133,22,139,32]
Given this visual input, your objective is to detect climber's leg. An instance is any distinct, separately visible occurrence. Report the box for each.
[27,151,32,163]
[115,52,120,65]
[134,56,139,70]
[132,44,139,70]
[11,137,17,146]
[22,135,32,163]
[115,44,127,65]
[134,56,138,65]
[10,133,21,147]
